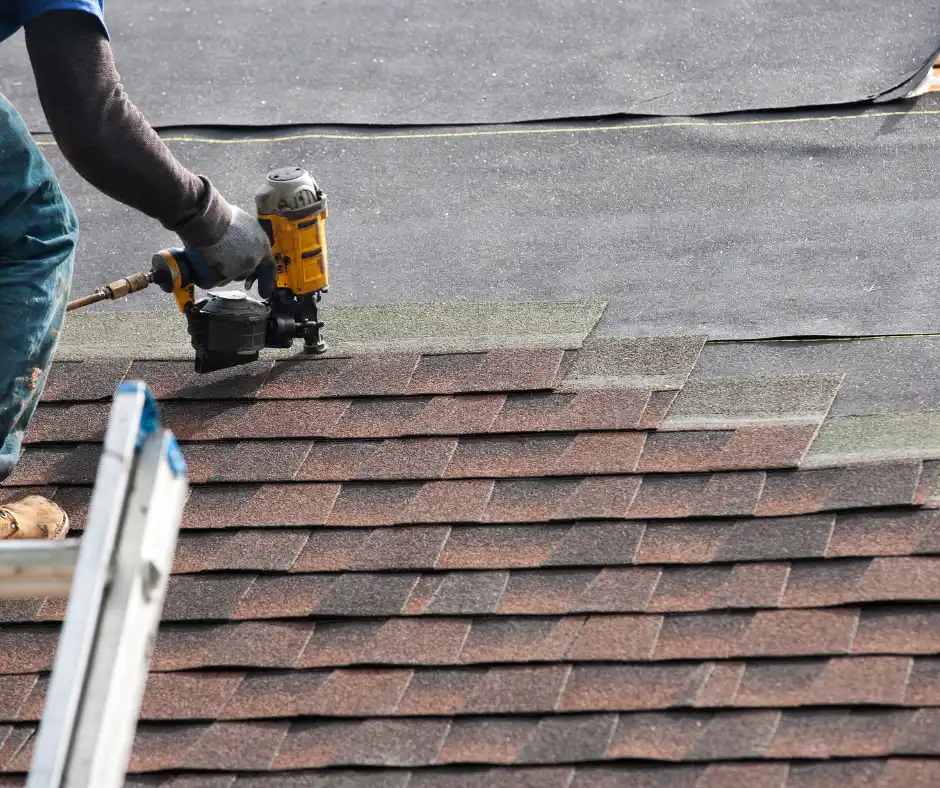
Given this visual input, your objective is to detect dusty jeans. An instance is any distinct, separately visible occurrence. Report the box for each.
[0,94,77,481]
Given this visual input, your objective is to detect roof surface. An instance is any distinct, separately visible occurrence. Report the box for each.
[1,0,938,781]
[2,336,940,786]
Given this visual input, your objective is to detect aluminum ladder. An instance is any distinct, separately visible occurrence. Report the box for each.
[0,381,188,788]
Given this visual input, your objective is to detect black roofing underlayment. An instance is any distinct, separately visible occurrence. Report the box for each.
[2,0,939,129]
[48,97,940,339]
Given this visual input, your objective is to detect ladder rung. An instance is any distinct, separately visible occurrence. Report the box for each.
[0,541,80,599]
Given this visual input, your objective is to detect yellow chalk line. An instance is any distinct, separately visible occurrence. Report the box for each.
[32,107,940,147]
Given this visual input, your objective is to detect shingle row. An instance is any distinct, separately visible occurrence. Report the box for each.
[107,759,940,788]
[169,515,940,573]
[6,424,821,484]
[28,389,664,443]
[5,656,940,723]
[6,461,931,524]
[3,558,940,626]
[41,351,567,404]
[7,491,938,563]
[6,709,940,772]
[6,605,940,674]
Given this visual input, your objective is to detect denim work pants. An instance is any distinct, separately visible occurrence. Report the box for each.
[0,94,77,481]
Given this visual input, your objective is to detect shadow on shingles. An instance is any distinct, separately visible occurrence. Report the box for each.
[255,354,350,397]
[174,366,274,401]
[163,399,255,443]
[38,443,100,488]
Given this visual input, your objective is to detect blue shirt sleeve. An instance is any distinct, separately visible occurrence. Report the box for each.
[17,0,108,39]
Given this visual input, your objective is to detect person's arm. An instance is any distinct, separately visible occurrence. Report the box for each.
[23,9,274,286]
[24,10,227,246]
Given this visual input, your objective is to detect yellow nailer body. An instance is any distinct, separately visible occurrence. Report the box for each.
[151,167,329,312]
[255,167,328,296]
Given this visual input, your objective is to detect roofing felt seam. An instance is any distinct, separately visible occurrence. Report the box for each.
[25,107,940,148]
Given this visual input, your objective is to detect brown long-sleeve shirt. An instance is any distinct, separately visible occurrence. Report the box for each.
[22,10,230,246]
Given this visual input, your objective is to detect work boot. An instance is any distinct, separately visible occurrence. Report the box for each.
[0,496,69,540]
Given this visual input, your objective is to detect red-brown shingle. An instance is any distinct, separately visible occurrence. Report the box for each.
[16,345,940,785]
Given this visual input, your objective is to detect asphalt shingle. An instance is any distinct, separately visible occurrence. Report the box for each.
[6,340,940,783]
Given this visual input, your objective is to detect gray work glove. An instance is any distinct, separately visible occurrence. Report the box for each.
[184,205,277,296]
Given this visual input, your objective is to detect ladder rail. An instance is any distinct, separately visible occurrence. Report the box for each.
[5,382,190,788]
[25,384,149,788]
[65,428,187,788]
